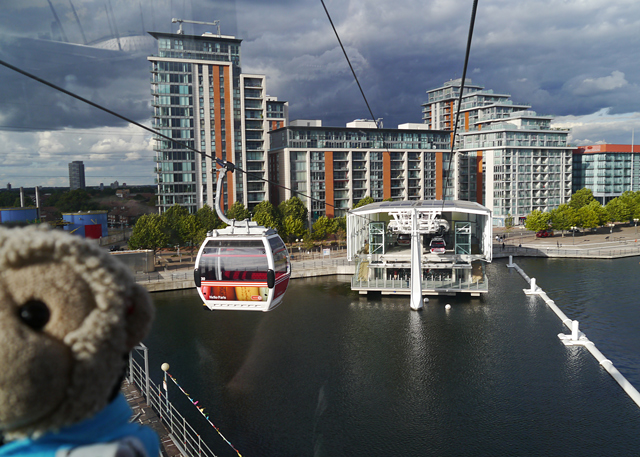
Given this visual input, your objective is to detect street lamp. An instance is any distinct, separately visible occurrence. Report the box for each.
[609,222,615,235]
[634,218,639,234]
[161,363,170,416]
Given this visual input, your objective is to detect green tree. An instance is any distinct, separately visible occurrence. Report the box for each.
[283,215,306,242]
[568,188,595,210]
[226,201,251,221]
[302,230,315,251]
[605,197,632,223]
[53,189,102,213]
[128,214,169,262]
[577,203,600,230]
[162,204,189,247]
[252,200,282,232]
[353,196,374,209]
[0,191,19,207]
[590,201,609,227]
[312,216,337,241]
[618,191,640,219]
[524,210,551,232]
[505,214,514,230]
[279,196,308,222]
[180,214,206,260]
[196,204,225,232]
[550,204,577,235]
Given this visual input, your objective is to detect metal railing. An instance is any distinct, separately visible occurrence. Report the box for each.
[294,257,354,270]
[128,345,218,457]
[134,271,192,283]
[492,243,640,259]
[351,276,488,292]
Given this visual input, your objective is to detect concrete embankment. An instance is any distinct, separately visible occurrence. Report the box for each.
[492,243,640,259]
[137,257,355,293]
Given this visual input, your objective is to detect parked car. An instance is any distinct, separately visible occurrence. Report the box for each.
[396,234,411,246]
[568,227,581,233]
[429,237,446,254]
[536,229,554,238]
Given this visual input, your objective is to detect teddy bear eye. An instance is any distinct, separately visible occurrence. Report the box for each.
[18,300,51,331]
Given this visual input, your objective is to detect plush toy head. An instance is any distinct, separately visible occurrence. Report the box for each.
[0,225,154,439]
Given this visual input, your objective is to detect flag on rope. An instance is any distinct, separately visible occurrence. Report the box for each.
[165,371,243,457]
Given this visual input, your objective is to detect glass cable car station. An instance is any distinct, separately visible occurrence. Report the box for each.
[347,200,493,297]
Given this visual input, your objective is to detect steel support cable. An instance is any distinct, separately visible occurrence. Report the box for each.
[0,57,352,216]
[441,0,479,213]
[320,0,401,214]
[321,0,478,210]
[320,0,378,126]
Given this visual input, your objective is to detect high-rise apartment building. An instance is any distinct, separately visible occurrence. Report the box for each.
[68,160,86,190]
[149,29,287,214]
[573,144,640,203]
[269,120,450,223]
[422,79,572,226]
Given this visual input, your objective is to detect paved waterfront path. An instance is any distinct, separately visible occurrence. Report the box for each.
[121,379,181,457]
[134,226,640,293]
[493,224,640,258]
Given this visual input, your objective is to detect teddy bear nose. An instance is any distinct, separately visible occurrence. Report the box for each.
[18,300,51,331]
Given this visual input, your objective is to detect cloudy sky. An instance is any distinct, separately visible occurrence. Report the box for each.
[2,0,640,188]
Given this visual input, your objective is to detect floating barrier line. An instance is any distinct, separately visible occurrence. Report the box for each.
[166,371,243,457]
[507,256,640,408]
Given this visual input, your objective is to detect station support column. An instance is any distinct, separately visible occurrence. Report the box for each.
[410,209,423,311]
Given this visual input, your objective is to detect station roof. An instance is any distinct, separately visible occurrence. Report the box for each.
[349,200,491,216]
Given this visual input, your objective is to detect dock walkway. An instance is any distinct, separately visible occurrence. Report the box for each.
[121,379,182,457]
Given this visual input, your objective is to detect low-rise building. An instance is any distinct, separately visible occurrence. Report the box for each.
[573,144,640,203]
[268,120,451,224]
[423,79,573,226]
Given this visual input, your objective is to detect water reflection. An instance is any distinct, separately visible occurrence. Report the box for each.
[146,262,640,456]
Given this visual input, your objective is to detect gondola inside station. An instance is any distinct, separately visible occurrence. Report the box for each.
[347,200,493,297]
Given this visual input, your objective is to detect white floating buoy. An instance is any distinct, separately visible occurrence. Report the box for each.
[445,304,451,310]
[423,297,429,303]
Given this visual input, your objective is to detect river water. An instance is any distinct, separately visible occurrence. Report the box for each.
[145,257,640,456]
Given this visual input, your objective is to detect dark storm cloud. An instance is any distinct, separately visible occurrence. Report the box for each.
[3,0,640,187]
[0,35,152,131]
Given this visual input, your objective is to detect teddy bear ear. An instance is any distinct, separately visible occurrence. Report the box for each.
[124,284,155,350]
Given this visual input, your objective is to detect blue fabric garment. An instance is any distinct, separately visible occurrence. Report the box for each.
[0,394,159,457]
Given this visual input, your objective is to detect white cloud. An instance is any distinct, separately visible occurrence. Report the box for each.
[570,71,629,96]
[6,0,640,186]
[0,125,154,187]
[553,108,640,145]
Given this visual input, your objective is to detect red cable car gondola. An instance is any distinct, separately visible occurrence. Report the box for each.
[194,165,291,311]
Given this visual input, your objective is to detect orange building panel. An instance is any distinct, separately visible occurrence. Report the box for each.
[212,66,223,213]
[325,151,334,218]
[435,150,444,200]
[383,152,391,200]
[224,66,234,208]
[449,101,455,130]
[476,151,483,204]
[576,144,640,154]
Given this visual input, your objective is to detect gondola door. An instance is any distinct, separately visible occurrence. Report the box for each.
[195,237,281,311]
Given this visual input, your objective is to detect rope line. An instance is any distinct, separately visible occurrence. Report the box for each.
[165,371,243,457]
[0,57,339,213]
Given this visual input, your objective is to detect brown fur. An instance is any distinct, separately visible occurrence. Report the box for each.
[0,225,154,438]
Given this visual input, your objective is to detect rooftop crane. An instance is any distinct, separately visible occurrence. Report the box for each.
[172,18,221,37]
